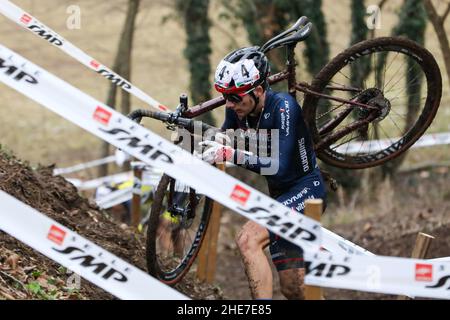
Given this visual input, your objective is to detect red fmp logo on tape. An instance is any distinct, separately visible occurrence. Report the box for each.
[415,263,433,282]
[158,105,168,112]
[47,225,66,245]
[20,14,32,24]
[93,106,112,125]
[230,185,250,206]
[90,60,100,69]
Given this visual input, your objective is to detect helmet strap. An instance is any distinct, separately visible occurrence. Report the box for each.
[248,91,260,116]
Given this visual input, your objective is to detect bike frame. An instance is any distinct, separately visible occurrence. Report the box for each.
[179,45,380,151]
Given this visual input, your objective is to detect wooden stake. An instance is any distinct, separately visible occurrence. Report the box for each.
[397,232,434,300]
[196,163,225,283]
[304,199,324,300]
[196,221,211,282]
[410,232,434,259]
[206,197,223,283]
[130,166,142,228]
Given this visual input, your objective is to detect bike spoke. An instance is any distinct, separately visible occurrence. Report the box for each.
[382,52,400,91]
[386,114,405,136]
[382,57,408,91]
[304,38,440,168]
[386,108,407,119]
[337,70,353,84]
[385,63,423,94]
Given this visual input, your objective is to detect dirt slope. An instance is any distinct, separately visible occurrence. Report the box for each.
[1,146,448,300]
[214,169,450,300]
[0,148,222,300]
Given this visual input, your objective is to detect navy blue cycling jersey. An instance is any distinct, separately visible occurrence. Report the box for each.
[221,88,319,195]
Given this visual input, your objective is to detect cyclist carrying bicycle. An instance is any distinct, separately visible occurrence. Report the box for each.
[200,47,327,299]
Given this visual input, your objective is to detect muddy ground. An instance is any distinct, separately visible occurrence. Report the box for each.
[0,149,221,300]
[0,148,449,300]
[215,168,450,300]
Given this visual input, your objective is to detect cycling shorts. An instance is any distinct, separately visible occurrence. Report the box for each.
[268,170,326,271]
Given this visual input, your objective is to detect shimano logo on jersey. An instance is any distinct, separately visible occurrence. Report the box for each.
[99,128,174,164]
[97,69,132,90]
[0,58,38,84]
[298,137,310,172]
[27,24,63,46]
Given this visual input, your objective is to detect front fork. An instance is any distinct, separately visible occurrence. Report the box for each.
[168,181,197,227]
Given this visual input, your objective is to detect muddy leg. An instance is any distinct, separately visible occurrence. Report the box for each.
[278,268,306,300]
[236,220,272,299]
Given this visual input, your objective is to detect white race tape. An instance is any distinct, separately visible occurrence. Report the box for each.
[54,149,133,176]
[0,43,322,254]
[0,0,383,260]
[305,251,450,299]
[96,188,133,209]
[68,171,133,190]
[0,0,170,112]
[429,257,450,263]
[69,171,162,191]
[2,43,450,299]
[321,228,375,256]
[0,190,188,300]
[53,155,116,176]
[334,132,450,155]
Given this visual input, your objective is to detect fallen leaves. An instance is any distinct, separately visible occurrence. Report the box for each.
[5,254,20,270]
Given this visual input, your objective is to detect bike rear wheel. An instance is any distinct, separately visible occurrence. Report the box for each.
[303,36,442,169]
[146,174,213,284]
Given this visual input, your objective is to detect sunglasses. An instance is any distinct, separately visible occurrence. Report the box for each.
[222,87,256,103]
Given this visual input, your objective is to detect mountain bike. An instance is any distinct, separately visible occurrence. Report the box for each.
[128,16,442,284]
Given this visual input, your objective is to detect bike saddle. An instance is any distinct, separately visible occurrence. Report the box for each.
[260,16,313,53]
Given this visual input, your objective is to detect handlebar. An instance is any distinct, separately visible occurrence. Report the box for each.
[128,17,313,132]
[127,108,218,134]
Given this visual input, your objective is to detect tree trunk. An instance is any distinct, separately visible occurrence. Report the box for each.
[176,0,215,125]
[98,0,140,177]
[350,0,370,87]
[119,0,140,117]
[380,0,426,177]
[423,0,450,86]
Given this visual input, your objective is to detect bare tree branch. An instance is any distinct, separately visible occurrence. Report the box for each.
[378,0,388,10]
[423,0,450,89]
[442,2,450,21]
[424,0,441,24]
[211,20,240,49]
[99,0,140,176]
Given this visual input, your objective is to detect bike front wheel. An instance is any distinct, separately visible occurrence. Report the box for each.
[303,36,442,169]
[146,174,213,285]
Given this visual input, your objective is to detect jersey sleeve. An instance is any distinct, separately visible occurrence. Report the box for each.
[221,107,239,130]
